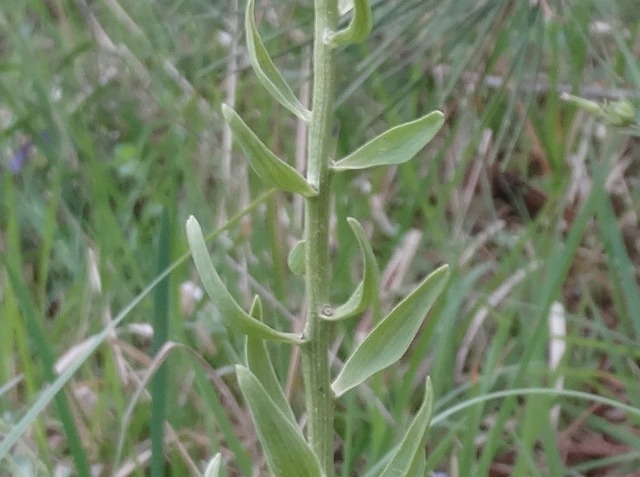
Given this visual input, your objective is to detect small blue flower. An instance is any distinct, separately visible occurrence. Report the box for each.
[8,139,33,174]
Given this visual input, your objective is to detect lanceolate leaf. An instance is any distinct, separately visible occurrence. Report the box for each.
[379,378,434,477]
[186,216,303,344]
[222,105,317,197]
[245,0,311,122]
[287,240,306,276]
[325,0,372,48]
[203,454,222,477]
[339,0,354,15]
[324,218,380,321]
[332,265,449,396]
[331,111,444,171]
[407,450,427,477]
[245,296,297,424]
[236,366,323,477]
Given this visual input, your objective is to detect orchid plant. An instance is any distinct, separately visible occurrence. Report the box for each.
[186,0,449,475]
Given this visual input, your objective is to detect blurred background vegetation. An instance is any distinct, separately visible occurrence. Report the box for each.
[1,0,640,476]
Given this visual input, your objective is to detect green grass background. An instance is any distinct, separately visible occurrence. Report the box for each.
[1,0,640,476]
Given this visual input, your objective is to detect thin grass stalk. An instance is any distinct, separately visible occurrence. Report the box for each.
[150,210,171,477]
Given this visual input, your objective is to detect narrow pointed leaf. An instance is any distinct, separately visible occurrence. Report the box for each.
[379,378,434,477]
[332,111,444,171]
[245,296,297,424]
[186,216,303,344]
[407,450,427,477]
[324,218,380,321]
[339,0,354,15]
[325,0,372,48]
[222,104,317,197]
[332,265,449,396]
[236,366,323,477]
[245,0,311,122]
[203,454,222,477]
[287,240,306,276]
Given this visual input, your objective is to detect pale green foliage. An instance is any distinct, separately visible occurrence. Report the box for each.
[331,265,449,397]
[331,111,445,171]
[245,0,311,121]
[245,297,297,424]
[325,0,372,47]
[379,378,434,477]
[222,105,318,197]
[287,240,306,276]
[561,93,640,132]
[203,454,222,477]
[186,0,449,474]
[186,216,304,344]
[236,366,324,477]
[325,218,380,321]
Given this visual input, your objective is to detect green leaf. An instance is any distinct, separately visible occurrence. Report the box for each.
[324,218,380,321]
[222,104,317,197]
[236,366,324,477]
[245,0,311,122]
[331,111,444,171]
[339,0,354,15]
[406,450,427,477]
[186,216,303,344]
[287,240,306,276]
[332,265,449,396]
[379,378,434,477]
[325,0,372,48]
[203,454,222,477]
[245,296,297,424]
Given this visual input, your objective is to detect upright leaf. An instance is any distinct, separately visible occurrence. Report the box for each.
[324,218,380,321]
[339,0,354,15]
[332,265,449,396]
[222,104,317,197]
[287,240,306,276]
[325,0,372,48]
[245,296,297,424]
[203,454,222,477]
[245,0,311,122]
[331,111,444,171]
[186,216,303,344]
[379,378,434,477]
[236,366,324,477]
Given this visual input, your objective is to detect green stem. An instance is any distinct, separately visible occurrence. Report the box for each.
[302,0,338,474]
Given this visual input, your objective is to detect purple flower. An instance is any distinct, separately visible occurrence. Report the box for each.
[8,139,33,174]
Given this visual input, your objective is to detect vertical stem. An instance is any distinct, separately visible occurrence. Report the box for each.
[302,0,338,474]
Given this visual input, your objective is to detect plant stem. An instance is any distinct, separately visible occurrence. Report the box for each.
[302,0,337,474]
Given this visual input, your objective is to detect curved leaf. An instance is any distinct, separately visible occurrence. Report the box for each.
[236,366,323,477]
[339,0,354,15]
[332,265,449,396]
[379,378,434,477]
[245,0,311,122]
[325,0,372,48]
[287,240,306,276]
[245,296,297,424]
[203,454,222,477]
[324,218,380,321]
[222,104,317,197]
[331,111,444,171]
[186,216,303,344]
